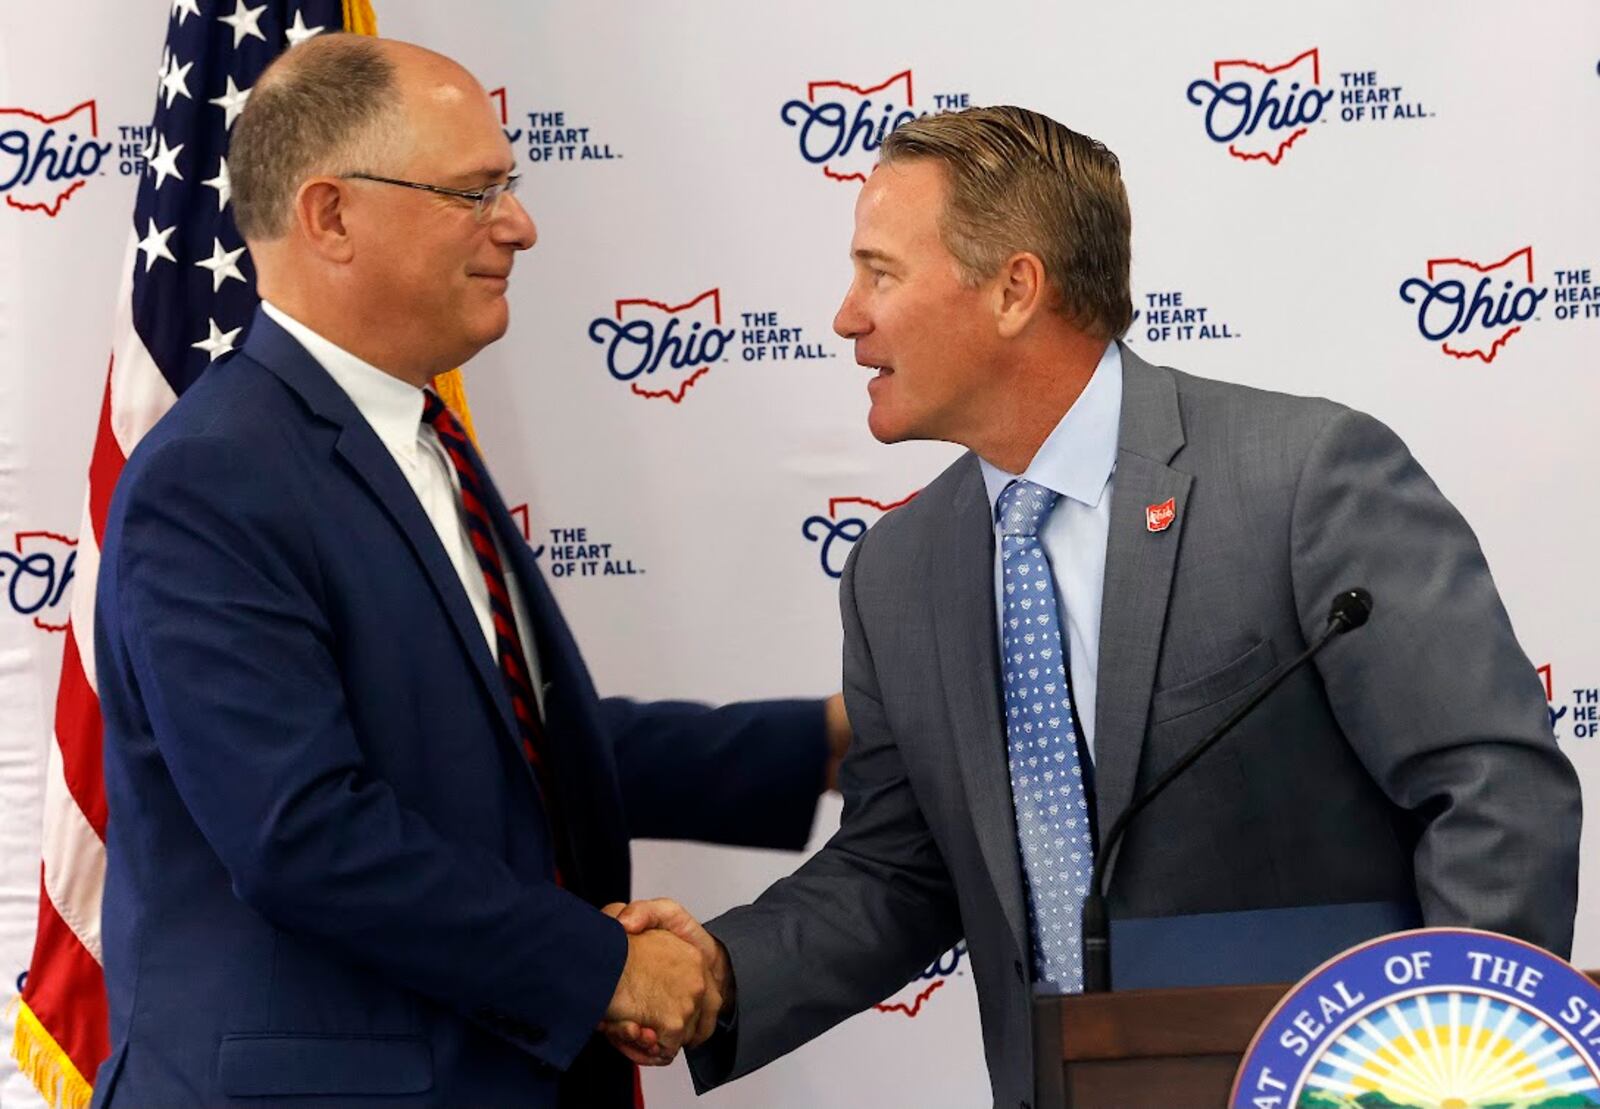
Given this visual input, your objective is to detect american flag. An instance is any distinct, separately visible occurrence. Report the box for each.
[12,3,398,1105]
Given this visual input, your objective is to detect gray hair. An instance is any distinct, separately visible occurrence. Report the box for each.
[229,34,404,240]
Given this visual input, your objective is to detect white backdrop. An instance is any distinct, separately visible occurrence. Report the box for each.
[2,3,1597,1106]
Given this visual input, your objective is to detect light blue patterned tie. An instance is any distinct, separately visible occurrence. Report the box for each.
[997,479,1094,993]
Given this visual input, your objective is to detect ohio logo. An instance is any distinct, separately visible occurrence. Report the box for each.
[587,289,831,403]
[1186,48,1333,165]
[1234,928,1600,1108]
[802,493,917,579]
[1,100,113,216]
[1398,246,1548,363]
[781,70,922,183]
[780,71,975,183]
[874,942,969,1019]
[587,289,732,403]
[2,530,76,632]
[1187,49,1433,166]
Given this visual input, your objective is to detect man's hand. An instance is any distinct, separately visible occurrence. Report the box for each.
[599,899,730,1065]
[602,915,720,1065]
[824,692,852,793]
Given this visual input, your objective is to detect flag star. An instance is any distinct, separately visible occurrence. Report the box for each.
[284,10,325,47]
[171,0,201,25]
[219,1,268,48]
[209,76,251,129]
[136,219,178,272]
[159,56,194,108]
[203,157,231,210]
[193,319,243,361]
[195,239,247,292]
[147,135,184,190]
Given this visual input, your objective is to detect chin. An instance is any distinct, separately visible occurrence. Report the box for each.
[466,311,511,351]
[866,405,915,445]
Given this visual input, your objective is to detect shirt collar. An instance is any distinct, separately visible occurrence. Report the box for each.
[979,340,1123,517]
[260,300,427,462]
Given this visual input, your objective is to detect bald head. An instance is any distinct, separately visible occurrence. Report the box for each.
[223,36,531,383]
[230,35,482,242]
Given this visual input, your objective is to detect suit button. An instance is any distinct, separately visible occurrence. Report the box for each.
[1014,959,1025,983]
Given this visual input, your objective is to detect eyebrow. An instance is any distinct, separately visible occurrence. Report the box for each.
[852,248,896,265]
[448,164,517,186]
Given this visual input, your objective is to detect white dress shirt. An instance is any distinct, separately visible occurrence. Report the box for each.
[260,301,544,712]
[978,341,1122,759]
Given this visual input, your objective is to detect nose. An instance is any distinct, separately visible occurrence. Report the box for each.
[833,277,869,340]
[492,190,537,250]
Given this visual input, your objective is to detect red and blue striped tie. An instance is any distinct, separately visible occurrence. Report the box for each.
[421,393,564,830]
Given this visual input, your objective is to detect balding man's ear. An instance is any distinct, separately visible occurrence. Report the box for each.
[993,252,1049,339]
[293,177,354,263]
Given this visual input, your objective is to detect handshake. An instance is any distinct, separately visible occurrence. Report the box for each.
[600,898,729,1065]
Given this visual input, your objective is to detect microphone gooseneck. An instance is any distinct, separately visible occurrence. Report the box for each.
[1079,587,1373,993]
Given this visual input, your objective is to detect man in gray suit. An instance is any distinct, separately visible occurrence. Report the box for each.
[610,106,1581,1103]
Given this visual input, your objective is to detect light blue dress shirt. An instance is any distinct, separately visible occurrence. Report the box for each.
[979,341,1122,760]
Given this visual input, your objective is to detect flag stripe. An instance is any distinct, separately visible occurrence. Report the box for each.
[86,364,123,551]
[41,736,106,964]
[51,628,108,839]
[107,236,178,457]
[66,510,102,697]
[22,873,109,1085]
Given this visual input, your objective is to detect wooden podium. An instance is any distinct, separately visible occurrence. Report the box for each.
[1033,982,1287,1109]
[1028,901,1429,1106]
[1035,971,1600,1107]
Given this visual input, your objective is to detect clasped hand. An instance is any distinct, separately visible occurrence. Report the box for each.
[600,899,730,1066]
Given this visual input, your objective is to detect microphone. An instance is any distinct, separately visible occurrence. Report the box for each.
[1079,587,1373,993]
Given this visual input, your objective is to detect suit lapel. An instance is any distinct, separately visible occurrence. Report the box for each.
[331,428,523,740]
[932,458,1030,959]
[1093,348,1190,886]
[241,310,523,751]
[487,479,631,904]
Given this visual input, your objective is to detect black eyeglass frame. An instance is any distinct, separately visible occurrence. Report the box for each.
[341,172,521,222]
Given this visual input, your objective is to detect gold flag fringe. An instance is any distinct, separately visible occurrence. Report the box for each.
[10,998,93,1109]
[431,369,481,444]
[342,0,379,35]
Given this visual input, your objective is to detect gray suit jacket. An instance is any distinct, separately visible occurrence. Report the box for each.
[692,348,1580,1107]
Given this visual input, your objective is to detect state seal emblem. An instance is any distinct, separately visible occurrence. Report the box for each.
[1234,928,1600,1108]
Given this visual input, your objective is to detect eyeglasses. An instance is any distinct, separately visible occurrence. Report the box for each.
[342,172,522,223]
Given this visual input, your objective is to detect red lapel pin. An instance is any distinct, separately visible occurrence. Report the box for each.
[1146,497,1176,533]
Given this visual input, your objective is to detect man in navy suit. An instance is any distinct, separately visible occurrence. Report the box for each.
[91,35,835,1107]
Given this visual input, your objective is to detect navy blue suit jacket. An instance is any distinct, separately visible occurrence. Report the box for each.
[90,310,823,1107]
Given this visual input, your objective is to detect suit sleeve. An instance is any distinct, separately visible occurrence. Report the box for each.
[107,437,625,1071]
[601,697,826,850]
[1289,408,1581,954]
[687,528,963,1091]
